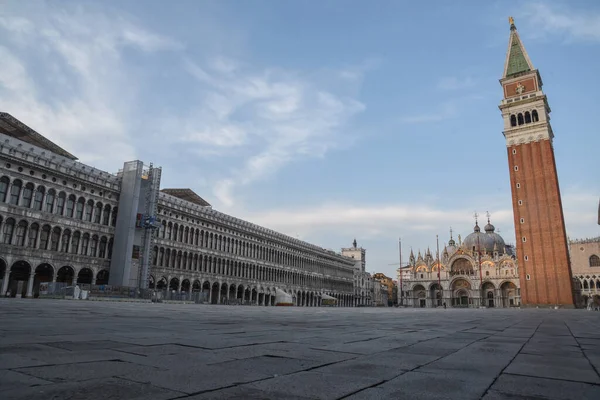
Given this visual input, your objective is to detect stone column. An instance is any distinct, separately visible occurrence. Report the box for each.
[26,272,34,298]
[1,268,10,295]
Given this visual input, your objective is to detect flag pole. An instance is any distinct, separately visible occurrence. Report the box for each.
[398,237,403,306]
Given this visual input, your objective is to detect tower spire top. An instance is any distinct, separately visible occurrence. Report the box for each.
[502,16,534,79]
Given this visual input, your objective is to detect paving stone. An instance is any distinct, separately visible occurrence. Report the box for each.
[244,371,383,399]
[0,370,52,392]
[0,377,183,400]
[505,353,600,384]
[184,386,313,399]
[487,373,600,400]
[14,360,163,383]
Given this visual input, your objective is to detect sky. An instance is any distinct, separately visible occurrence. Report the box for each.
[1,0,599,279]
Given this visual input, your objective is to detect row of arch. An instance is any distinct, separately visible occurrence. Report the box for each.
[408,279,519,308]
[0,176,118,227]
[0,215,113,259]
[510,110,540,127]
[148,276,352,307]
[157,220,350,276]
[151,248,350,291]
[0,258,109,298]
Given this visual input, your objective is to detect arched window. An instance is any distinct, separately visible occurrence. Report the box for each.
[532,109,539,122]
[84,200,93,222]
[107,238,113,259]
[56,192,66,215]
[590,255,600,267]
[94,202,103,224]
[102,205,111,225]
[98,236,107,258]
[517,113,524,125]
[33,186,45,211]
[111,207,118,227]
[45,189,56,213]
[584,280,589,289]
[50,227,61,251]
[28,223,39,248]
[66,195,76,217]
[0,176,9,202]
[167,223,172,240]
[75,197,85,219]
[9,179,22,205]
[61,229,71,252]
[81,233,90,256]
[3,218,15,244]
[71,231,80,254]
[20,183,34,207]
[39,225,51,250]
[15,220,27,246]
[89,235,99,257]
[524,111,531,123]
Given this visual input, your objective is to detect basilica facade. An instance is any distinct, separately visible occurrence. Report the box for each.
[400,218,520,308]
[0,112,355,306]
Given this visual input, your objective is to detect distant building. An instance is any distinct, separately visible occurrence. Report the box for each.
[400,218,520,308]
[569,237,600,307]
[372,272,395,306]
[342,239,372,306]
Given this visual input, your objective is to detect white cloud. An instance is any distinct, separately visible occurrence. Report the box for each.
[520,2,600,42]
[181,60,366,206]
[0,2,183,171]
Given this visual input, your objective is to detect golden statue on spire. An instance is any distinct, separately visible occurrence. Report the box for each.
[509,16,514,25]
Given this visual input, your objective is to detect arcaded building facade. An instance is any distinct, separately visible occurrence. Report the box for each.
[0,112,355,306]
[401,219,520,308]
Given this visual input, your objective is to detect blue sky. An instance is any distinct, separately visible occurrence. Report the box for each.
[1,0,599,279]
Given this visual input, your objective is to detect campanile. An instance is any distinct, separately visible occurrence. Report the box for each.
[498,17,575,307]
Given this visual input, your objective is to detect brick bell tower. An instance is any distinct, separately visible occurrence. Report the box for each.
[498,17,575,308]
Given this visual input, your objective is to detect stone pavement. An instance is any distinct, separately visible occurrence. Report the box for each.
[1,300,600,399]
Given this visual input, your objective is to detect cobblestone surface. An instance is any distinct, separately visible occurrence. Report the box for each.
[1,299,600,399]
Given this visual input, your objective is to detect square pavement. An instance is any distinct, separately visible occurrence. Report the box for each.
[1,300,600,399]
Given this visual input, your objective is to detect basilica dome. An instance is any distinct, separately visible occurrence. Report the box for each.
[462,220,506,255]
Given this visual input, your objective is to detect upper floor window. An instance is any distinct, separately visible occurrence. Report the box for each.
[3,218,15,244]
[590,255,600,267]
[33,186,44,211]
[9,179,22,205]
[20,183,34,208]
[56,192,66,215]
[65,195,75,218]
[75,197,85,220]
[0,176,9,202]
[45,189,56,213]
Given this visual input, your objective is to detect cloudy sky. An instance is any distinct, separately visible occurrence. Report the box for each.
[1,0,598,278]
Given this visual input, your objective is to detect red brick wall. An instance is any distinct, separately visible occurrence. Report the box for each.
[507,139,575,307]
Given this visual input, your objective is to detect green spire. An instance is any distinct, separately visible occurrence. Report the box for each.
[506,32,531,77]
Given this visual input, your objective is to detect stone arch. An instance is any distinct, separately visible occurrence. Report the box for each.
[429,283,443,307]
[77,267,94,285]
[54,266,74,285]
[169,277,179,291]
[156,276,168,290]
[7,260,32,297]
[148,275,156,289]
[96,269,109,285]
[181,279,191,293]
[500,281,518,307]
[450,257,475,276]
[33,263,54,297]
[211,282,220,304]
